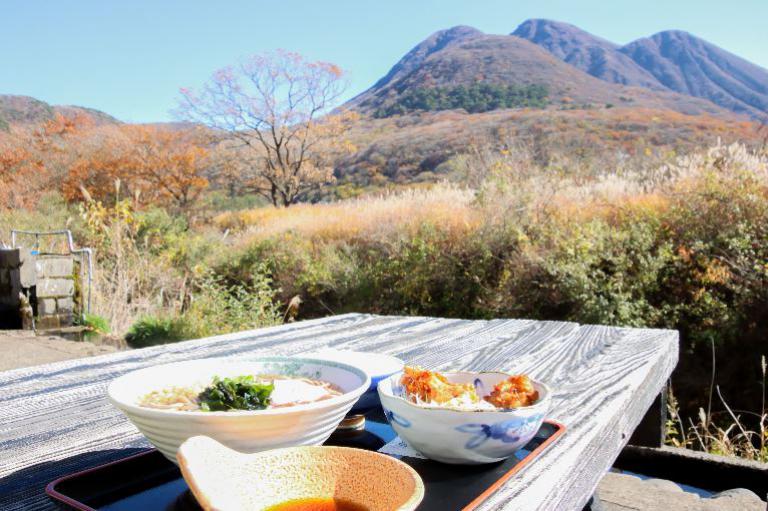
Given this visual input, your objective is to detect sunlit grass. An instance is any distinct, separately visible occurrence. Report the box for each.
[215,184,482,242]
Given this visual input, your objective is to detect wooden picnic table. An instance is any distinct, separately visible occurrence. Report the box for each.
[0,313,678,511]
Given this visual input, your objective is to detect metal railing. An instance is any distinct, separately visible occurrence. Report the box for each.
[10,229,93,316]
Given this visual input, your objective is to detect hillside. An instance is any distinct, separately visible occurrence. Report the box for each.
[333,107,762,189]
[0,94,119,129]
[513,20,768,121]
[347,27,737,120]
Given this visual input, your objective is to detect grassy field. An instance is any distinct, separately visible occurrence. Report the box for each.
[3,140,767,460]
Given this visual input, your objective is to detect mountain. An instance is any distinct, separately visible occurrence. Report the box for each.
[512,21,768,121]
[0,94,119,129]
[512,19,665,90]
[346,26,736,119]
[619,30,768,120]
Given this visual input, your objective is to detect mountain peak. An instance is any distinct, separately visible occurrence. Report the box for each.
[513,19,664,89]
[513,19,617,51]
[434,25,483,39]
[346,25,483,108]
[620,30,768,119]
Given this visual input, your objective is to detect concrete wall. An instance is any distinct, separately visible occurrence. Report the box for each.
[35,255,77,328]
[0,250,79,328]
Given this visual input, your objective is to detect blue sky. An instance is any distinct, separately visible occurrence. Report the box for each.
[3,0,767,123]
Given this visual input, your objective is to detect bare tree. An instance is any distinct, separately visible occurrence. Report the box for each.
[176,50,357,206]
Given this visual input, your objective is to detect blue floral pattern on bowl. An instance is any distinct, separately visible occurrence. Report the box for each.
[455,414,543,449]
[384,408,412,428]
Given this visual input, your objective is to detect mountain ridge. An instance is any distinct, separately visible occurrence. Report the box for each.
[511,19,666,90]
[347,25,740,120]
[0,94,120,129]
[511,20,768,121]
[618,30,768,119]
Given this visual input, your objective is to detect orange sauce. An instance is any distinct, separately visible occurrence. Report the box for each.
[263,498,369,511]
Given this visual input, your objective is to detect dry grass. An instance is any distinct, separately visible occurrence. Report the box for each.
[667,351,768,462]
[216,184,481,242]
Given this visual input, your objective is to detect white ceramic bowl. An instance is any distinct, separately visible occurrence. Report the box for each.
[378,371,551,464]
[307,349,404,413]
[108,357,370,462]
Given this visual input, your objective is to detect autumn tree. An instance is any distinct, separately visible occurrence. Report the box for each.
[176,50,357,207]
[127,125,210,210]
[63,125,131,202]
[66,125,210,213]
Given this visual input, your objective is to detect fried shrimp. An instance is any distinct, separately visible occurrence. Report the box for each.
[400,366,480,405]
[483,375,539,408]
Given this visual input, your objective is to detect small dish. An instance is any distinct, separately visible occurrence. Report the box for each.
[177,436,424,511]
[307,349,404,412]
[378,370,551,464]
[108,357,370,462]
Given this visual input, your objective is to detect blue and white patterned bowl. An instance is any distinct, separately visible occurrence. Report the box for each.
[378,370,551,464]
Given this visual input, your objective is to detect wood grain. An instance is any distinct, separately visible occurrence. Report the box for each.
[0,313,677,511]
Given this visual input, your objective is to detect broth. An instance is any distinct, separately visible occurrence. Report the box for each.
[138,374,342,411]
[263,497,369,511]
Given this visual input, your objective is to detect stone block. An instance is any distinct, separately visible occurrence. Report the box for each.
[18,248,36,287]
[37,277,74,298]
[38,298,58,315]
[36,315,61,329]
[36,256,74,278]
[56,297,74,314]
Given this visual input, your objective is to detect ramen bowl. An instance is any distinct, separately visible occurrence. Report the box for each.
[378,371,551,464]
[108,357,370,462]
[178,436,424,511]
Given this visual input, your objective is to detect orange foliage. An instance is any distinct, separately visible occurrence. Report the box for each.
[0,132,46,209]
[65,125,209,210]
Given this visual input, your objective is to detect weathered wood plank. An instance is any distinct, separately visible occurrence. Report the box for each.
[0,313,677,511]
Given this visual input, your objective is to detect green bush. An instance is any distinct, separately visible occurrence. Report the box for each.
[183,269,281,337]
[125,316,187,348]
[374,83,549,117]
[75,313,111,334]
[124,265,281,348]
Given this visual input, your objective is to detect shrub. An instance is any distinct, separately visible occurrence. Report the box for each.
[374,83,549,117]
[124,267,281,348]
[182,270,281,338]
[125,316,187,348]
[75,313,111,335]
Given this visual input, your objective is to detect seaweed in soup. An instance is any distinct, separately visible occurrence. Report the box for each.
[198,375,274,411]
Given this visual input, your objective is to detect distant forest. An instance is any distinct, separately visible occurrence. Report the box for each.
[374,83,549,117]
